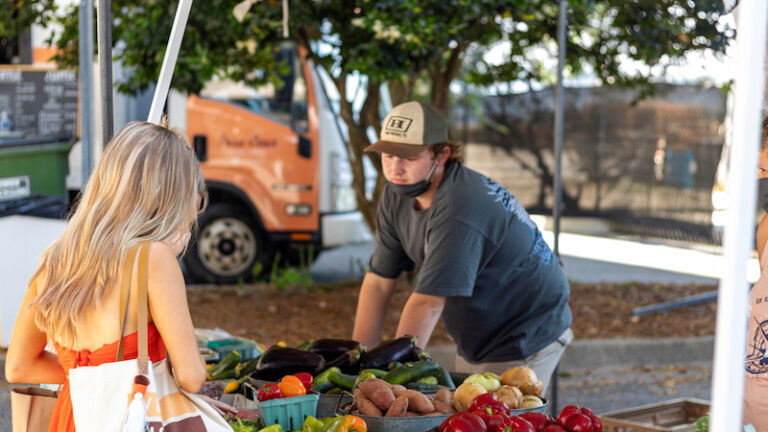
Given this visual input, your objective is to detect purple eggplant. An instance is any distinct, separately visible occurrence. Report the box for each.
[253,347,326,381]
[305,338,362,362]
[359,335,419,370]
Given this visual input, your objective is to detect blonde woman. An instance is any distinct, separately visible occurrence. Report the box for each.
[4,121,224,431]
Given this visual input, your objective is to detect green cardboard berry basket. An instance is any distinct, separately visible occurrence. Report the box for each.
[259,393,319,431]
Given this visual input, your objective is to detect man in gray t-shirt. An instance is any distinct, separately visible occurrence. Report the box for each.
[352,101,572,391]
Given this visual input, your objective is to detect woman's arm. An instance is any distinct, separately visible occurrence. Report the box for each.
[757,214,768,262]
[147,242,206,393]
[5,278,66,384]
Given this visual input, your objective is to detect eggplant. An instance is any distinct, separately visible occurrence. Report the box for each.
[359,335,419,370]
[305,338,362,362]
[253,347,326,381]
[325,346,364,375]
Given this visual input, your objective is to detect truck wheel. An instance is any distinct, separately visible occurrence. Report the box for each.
[184,203,270,284]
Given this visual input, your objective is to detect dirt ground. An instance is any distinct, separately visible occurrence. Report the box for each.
[187,280,717,347]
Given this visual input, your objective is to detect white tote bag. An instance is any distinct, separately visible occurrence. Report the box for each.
[68,243,231,432]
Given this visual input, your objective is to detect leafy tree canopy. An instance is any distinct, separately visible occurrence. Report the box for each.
[29,0,734,229]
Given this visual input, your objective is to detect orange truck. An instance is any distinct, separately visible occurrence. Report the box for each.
[170,45,372,283]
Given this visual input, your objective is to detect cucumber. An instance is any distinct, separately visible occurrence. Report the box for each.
[382,360,441,385]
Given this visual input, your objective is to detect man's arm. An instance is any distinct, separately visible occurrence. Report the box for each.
[396,292,446,349]
[352,272,398,348]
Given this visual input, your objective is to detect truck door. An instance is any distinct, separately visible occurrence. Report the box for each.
[183,44,319,283]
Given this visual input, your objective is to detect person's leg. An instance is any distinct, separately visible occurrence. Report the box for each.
[453,328,573,393]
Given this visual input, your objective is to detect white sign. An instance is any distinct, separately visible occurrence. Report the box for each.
[0,175,31,201]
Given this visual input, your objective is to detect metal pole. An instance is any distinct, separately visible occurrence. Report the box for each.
[710,2,766,431]
[550,0,567,416]
[147,0,193,125]
[96,0,113,146]
[78,0,93,184]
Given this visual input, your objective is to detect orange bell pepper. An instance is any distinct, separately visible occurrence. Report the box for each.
[278,375,307,398]
[340,415,367,432]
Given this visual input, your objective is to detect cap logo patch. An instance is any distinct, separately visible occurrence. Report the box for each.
[384,116,413,137]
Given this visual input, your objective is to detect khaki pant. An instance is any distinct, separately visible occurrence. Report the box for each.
[454,328,573,394]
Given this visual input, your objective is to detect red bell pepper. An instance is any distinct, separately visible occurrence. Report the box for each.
[294,372,314,392]
[579,407,602,432]
[565,413,594,432]
[499,416,535,432]
[472,407,508,432]
[438,411,489,432]
[256,383,283,401]
[555,405,581,428]
[519,412,554,432]
[467,393,510,417]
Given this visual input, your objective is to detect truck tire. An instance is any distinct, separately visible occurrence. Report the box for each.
[184,203,270,284]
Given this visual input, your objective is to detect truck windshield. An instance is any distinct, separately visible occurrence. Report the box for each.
[199,45,308,133]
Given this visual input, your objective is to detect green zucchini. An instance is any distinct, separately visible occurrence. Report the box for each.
[353,371,377,389]
[311,366,340,393]
[386,361,403,371]
[359,368,388,378]
[237,357,260,377]
[416,375,438,385]
[432,366,456,390]
[382,360,441,385]
[328,370,357,390]
[210,368,239,380]
[209,350,242,379]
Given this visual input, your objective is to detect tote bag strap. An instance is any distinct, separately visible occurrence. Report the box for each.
[115,243,141,362]
[136,242,150,374]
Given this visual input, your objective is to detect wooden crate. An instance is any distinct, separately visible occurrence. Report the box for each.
[600,398,709,432]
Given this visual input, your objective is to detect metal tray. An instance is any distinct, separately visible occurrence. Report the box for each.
[599,398,709,432]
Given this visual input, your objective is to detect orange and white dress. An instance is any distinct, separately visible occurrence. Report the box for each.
[47,323,166,432]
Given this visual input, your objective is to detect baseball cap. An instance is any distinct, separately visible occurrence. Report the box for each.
[364,101,448,158]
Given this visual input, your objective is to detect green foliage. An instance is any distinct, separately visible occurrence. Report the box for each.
[0,1,57,41]
[37,0,735,231]
[259,247,315,292]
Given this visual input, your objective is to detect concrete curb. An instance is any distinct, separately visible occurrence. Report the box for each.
[427,336,714,372]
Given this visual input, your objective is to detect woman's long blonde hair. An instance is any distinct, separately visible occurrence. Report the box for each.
[31,121,206,348]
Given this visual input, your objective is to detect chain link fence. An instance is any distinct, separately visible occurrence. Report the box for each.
[453,83,728,245]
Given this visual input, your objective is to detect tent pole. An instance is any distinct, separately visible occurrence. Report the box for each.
[147,0,193,125]
[710,2,767,430]
[550,0,567,416]
[96,0,112,146]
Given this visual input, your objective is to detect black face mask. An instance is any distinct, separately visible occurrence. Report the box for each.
[759,178,768,213]
[389,159,439,198]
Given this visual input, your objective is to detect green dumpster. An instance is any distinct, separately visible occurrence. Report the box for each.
[0,137,72,198]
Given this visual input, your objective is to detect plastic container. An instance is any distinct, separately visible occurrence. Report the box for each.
[259,393,319,431]
[0,137,72,197]
[207,337,264,360]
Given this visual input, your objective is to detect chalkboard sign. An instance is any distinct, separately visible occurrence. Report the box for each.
[0,68,78,138]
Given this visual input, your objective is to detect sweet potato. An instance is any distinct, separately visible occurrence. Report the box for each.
[433,400,456,415]
[354,388,383,416]
[402,389,435,414]
[391,384,407,397]
[404,411,421,417]
[358,378,395,411]
[434,388,452,404]
[385,395,409,417]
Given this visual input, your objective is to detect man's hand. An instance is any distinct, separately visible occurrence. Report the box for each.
[396,292,446,349]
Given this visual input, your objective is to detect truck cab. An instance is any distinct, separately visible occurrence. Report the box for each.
[175,45,371,283]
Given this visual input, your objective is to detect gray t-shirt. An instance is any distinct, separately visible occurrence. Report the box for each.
[370,162,572,362]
